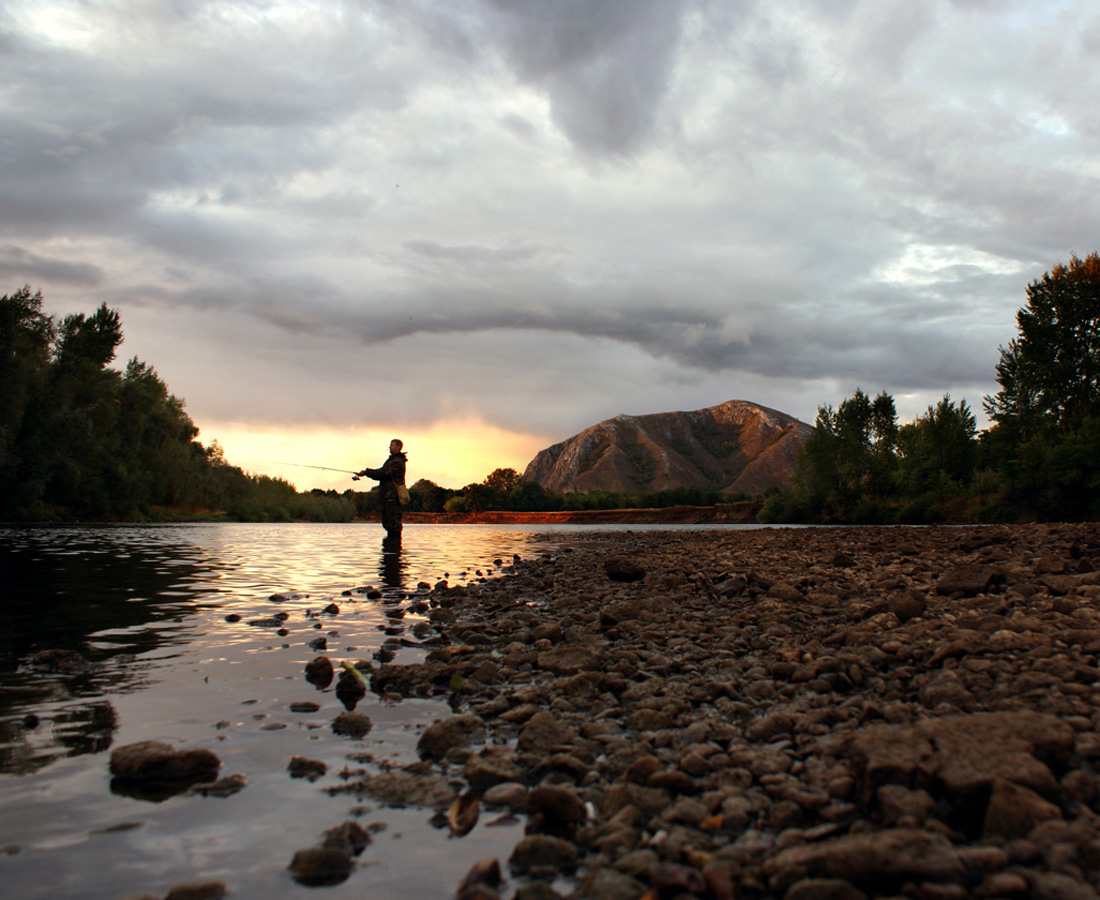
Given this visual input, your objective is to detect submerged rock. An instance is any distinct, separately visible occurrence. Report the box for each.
[164,881,229,900]
[27,648,97,675]
[329,769,457,808]
[288,756,328,781]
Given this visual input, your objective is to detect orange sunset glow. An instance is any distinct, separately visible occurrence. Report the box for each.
[200,419,551,494]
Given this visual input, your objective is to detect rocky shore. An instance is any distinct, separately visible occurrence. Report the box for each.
[338,522,1100,900]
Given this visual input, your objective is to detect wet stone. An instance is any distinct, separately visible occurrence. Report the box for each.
[345,770,457,807]
[331,711,372,738]
[464,753,526,794]
[482,782,528,809]
[288,848,353,887]
[517,711,579,753]
[509,834,579,874]
[164,882,229,900]
[109,741,220,784]
[785,879,868,900]
[320,821,371,856]
[604,557,646,582]
[304,656,334,688]
[418,714,486,760]
[288,756,328,781]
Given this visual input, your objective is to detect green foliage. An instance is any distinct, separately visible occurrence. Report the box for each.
[982,254,1100,518]
[0,287,355,522]
[506,480,560,511]
[406,478,453,512]
[576,438,608,474]
[985,253,1100,437]
[795,389,898,514]
[770,390,980,525]
[1006,419,1100,519]
[623,440,655,488]
[689,420,743,461]
[483,467,522,494]
[896,396,979,498]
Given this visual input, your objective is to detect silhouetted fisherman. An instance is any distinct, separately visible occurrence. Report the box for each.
[354,439,407,536]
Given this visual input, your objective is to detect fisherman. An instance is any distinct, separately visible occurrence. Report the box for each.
[354,439,407,536]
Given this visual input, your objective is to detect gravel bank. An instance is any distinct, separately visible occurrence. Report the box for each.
[350,523,1100,900]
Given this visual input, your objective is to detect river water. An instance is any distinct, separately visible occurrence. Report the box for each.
[0,522,747,900]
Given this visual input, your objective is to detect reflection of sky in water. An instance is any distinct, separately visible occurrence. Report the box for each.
[0,522,614,900]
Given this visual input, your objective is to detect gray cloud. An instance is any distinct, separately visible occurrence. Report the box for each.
[3,0,1097,458]
[0,245,104,286]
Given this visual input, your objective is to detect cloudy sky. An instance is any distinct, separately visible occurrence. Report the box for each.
[3,0,1098,491]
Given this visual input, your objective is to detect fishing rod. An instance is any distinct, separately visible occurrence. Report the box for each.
[261,461,360,476]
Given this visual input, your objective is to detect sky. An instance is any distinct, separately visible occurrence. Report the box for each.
[3,0,1099,492]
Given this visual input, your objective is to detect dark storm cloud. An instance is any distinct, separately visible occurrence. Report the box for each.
[484,0,690,156]
[0,245,104,286]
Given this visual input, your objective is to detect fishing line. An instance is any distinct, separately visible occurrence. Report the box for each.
[260,461,359,475]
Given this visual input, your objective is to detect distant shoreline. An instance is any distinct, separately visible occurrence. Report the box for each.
[1,501,766,526]
[383,501,766,526]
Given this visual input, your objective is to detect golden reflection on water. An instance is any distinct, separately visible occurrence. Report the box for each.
[0,523,573,900]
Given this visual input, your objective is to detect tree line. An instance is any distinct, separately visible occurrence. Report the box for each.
[348,466,747,517]
[5,252,1098,524]
[761,252,1100,523]
[0,287,353,522]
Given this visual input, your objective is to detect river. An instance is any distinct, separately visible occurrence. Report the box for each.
[0,522,753,900]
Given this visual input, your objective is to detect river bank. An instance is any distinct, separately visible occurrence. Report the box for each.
[396,501,766,526]
[354,521,1100,899]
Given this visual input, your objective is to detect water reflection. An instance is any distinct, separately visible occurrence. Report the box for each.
[380,532,404,592]
[0,523,575,778]
[0,698,117,775]
[0,526,219,672]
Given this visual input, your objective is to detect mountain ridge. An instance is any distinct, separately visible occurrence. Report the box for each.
[523,399,813,496]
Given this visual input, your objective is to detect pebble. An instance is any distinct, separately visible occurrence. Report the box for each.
[361,523,1100,899]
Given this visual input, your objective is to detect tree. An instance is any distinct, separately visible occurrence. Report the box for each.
[506,480,559,511]
[983,253,1100,517]
[0,287,364,521]
[457,482,494,513]
[483,467,522,494]
[408,478,451,512]
[984,252,1100,437]
[796,389,898,512]
[896,395,979,497]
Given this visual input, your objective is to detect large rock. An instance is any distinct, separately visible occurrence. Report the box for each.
[536,646,601,675]
[464,752,526,794]
[936,565,1003,596]
[983,779,1063,839]
[517,711,579,753]
[849,712,1073,833]
[765,828,965,889]
[109,741,220,783]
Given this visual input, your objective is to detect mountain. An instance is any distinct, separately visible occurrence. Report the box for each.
[522,400,813,496]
